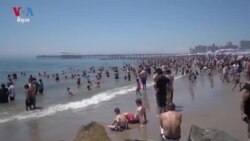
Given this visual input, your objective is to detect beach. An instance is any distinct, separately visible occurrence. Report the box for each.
[0,70,247,141]
[1,0,250,140]
[108,72,247,141]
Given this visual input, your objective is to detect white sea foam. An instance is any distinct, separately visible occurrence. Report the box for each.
[0,75,183,124]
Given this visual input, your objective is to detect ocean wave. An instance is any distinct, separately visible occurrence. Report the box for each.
[0,75,183,124]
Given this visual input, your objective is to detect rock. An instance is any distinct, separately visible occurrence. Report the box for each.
[125,139,155,141]
[125,139,147,141]
[188,125,241,141]
[74,121,111,141]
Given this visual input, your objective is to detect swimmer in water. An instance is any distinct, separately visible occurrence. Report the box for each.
[77,75,81,85]
[67,87,75,96]
[87,84,91,91]
[97,81,100,88]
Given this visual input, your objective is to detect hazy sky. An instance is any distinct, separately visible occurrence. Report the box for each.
[1,0,250,57]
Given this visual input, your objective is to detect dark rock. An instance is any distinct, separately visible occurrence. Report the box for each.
[125,139,156,141]
[74,121,111,141]
[125,139,148,141]
[188,125,241,141]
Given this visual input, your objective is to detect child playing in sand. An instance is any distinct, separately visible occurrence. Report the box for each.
[67,87,75,96]
[107,107,128,131]
[136,79,141,97]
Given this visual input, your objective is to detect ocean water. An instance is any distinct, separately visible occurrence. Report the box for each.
[0,57,138,123]
[0,57,136,80]
[0,74,183,124]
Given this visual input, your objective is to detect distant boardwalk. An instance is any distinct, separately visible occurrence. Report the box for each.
[37,53,188,59]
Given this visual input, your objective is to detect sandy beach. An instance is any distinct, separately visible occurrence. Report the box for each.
[107,72,247,141]
[1,0,250,140]
[0,71,247,141]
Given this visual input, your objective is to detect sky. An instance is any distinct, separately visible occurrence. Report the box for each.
[0,0,250,57]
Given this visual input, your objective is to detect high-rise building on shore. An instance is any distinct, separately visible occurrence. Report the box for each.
[189,41,239,54]
[240,40,250,49]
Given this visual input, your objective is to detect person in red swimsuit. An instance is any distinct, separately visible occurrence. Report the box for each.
[124,98,147,127]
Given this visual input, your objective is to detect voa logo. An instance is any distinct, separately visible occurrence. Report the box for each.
[13,7,33,24]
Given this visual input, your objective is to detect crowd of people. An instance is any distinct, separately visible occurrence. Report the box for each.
[0,65,140,110]
[107,54,250,141]
[1,54,250,140]
[0,79,16,103]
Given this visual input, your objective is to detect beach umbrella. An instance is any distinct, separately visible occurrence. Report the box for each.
[237,55,244,60]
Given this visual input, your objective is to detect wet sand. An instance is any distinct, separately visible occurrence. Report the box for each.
[0,72,247,141]
[108,73,247,141]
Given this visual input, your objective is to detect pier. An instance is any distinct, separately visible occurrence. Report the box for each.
[37,53,188,59]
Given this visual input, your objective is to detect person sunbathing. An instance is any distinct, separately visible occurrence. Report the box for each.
[124,98,147,127]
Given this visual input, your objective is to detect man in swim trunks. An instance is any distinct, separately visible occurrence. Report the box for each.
[24,84,32,111]
[155,68,170,114]
[124,98,147,127]
[240,82,250,140]
[7,82,15,101]
[165,69,174,103]
[140,69,147,90]
[77,75,81,85]
[29,78,37,109]
[107,108,128,131]
[160,102,182,141]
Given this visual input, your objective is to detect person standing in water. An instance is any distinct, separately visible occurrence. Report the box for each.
[29,78,37,109]
[96,78,100,88]
[0,84,9,103]
[55,74,59,81]
[38,79,44,94]
[114,67,119,79]
[140,69,147,90]
[87,78,92,90]
[34,78,39,95]
[128,69,131,81]
[8,82,15,101]
[77,75,81,85]
[24,84,32,111]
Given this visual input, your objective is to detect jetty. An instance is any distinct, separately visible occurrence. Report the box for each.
[37,53,188,59]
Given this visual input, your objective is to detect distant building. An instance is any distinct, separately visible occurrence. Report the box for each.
[240,40,250,49]
[189,42,239,54]
[220,42,238,49]
[189,44,219,54]
[189,45,206,54]
[207,43,219,52]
